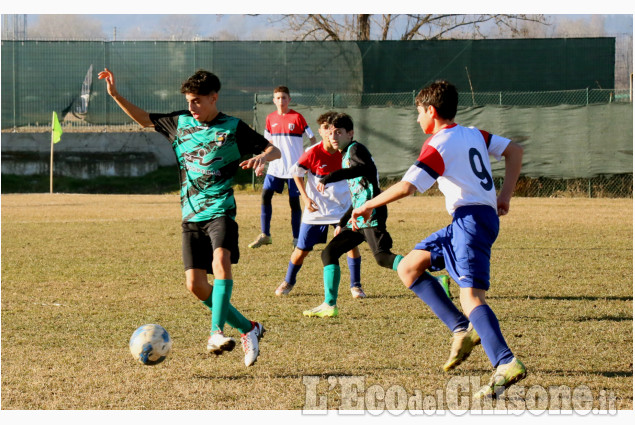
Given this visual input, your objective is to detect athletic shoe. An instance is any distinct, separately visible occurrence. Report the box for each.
[275,281,294,296]
[206,331,236,355]
[240,322,266,367]
[443,323,481,371]
[350,286,367,299]
[248,233,272,249]
[437,275,451,299]
[472,358,527,400]
[302,302,339,318]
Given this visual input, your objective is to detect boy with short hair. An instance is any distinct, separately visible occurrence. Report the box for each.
[98,68,281,367]
[249,86,317,249]
[351,80,526,399]
[303,113,404,317]
[276,111,365,299]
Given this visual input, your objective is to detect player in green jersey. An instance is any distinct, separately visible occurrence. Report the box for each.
[99,68,280,366]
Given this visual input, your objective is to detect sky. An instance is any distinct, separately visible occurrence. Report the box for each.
[15,13,634,42]
[2,1,633,40]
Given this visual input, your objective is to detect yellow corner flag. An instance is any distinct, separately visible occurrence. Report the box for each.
[52,111,63,144]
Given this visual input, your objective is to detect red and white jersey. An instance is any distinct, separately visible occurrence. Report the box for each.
[402,124,510,215]
[290,142,351,225]
[264,109,314,178]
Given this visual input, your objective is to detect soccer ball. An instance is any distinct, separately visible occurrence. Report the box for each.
[129,324,172,365]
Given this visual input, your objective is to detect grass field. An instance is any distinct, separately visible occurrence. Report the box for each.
[1,193,632,411]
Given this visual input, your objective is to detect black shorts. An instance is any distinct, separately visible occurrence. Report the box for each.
[322,225,395,268]
[181,216,240,273]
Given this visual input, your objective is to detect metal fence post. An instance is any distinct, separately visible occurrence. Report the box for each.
[252,92,258,190]
[12,40,17,128]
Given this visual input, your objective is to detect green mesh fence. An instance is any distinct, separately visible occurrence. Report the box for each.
[2,39,631,197]
[253,94,632,198]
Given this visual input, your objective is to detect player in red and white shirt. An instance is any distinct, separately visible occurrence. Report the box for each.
[274,112,366,300]
[249,86,316,249]
[351,80,526,400]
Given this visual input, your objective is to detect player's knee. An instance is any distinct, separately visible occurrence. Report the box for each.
[211,249,232,278]
[321,247,339,266]
[184,273,205,295]
[373,251,394,269]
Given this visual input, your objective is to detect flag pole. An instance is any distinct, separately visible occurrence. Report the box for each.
[50,126,54,194]
[50,111,63,193]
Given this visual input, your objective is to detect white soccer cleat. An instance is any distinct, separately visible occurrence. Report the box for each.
[350,286,367,299]
[241,322,266,367]
[275,281,294,296]
[206,331,236,355]
[248,233,272,249]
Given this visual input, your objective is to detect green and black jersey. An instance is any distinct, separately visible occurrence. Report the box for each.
[319,140,387,230]
[150,111,269,222]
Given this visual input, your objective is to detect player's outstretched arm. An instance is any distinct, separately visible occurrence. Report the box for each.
[239,143,281,176]
[350,180,416,230]
[98,68,153,128]
[496,141,523,216]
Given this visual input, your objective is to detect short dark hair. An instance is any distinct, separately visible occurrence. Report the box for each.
[331,113,354,132]
[415,80,458,120]
[274,86,290,95]
[181,70,221,95]
[317,111,337,125]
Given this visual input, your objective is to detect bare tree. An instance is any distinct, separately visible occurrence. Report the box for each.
[120,15,203,41]
[279,14,548,41]
[153,15,203,41]
[553,15,606,37]
[28,14,105,40]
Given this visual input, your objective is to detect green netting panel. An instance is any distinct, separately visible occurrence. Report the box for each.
[2,39,617,128]
[255,102,633,180]
[357,38,615,93]
[1,41,105,127]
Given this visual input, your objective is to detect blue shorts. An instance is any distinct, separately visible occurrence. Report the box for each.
[414,205,499,290]
[263,175,300,197]
[296,222,334,251]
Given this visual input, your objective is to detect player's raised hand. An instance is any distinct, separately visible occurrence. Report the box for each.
[98,68,119,97]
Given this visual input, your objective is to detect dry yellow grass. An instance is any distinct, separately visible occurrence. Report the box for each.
[1,193,632,411]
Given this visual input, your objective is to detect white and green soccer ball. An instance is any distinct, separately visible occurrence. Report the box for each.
[129,324,172,365]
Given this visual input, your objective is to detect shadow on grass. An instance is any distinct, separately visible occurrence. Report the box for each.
[492,295,633,302]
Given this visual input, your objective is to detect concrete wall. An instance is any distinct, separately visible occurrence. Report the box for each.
[1,132,176,178]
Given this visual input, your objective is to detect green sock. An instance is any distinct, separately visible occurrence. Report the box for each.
[201,291,214,309]
[392,255,404,271]
[227,305,252,334]
[201,293,251,334]
[323,264,341,306]
[211,279,233,333]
